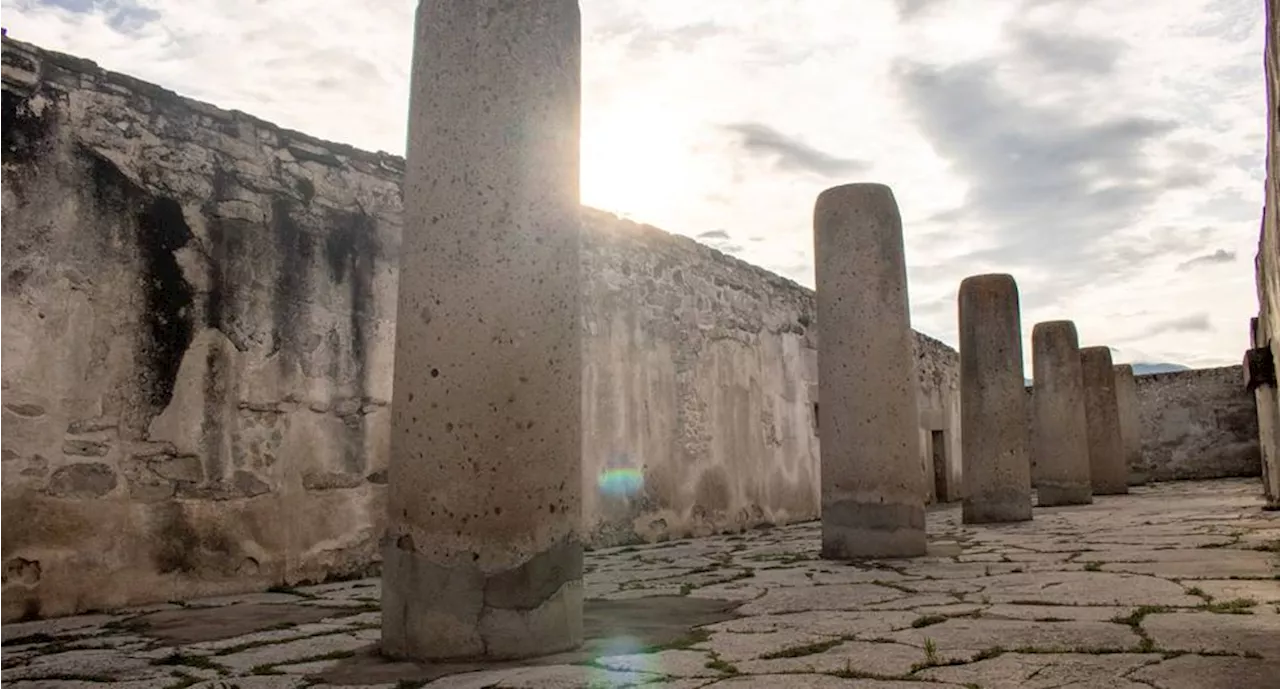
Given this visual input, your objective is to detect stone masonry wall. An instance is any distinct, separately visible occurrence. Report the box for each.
[1132,367,1260,481]
[0,37,961,621]
[2,37,402,622]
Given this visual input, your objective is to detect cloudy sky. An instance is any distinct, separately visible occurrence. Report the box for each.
[1,0,1268,370]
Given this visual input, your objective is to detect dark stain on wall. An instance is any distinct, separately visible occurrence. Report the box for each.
[324,208,377,365]
[85,151,196,423]
[270,199,312,364]
[137,197,197,411]
[1,85,55,166]
[204,165,235,335]
[323,208,379,474]
[153,502,234,575]
[200,339,229,480]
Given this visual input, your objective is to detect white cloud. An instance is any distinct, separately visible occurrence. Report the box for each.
[1,0,1267,371]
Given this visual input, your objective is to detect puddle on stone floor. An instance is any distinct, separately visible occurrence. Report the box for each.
[129,603,345,645]
[315,595,742,685]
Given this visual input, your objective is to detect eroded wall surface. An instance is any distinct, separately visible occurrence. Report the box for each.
[0,37,963,620]
[1132,367,1260,481]
[1,38,402,622]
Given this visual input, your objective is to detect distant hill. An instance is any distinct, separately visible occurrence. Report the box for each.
[1130,362,1191,375]
[1024,362,1190,386]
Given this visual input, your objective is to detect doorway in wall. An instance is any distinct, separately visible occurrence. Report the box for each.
[931,430,949,502]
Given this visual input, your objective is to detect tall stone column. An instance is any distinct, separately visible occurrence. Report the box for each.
[1113,364,1146,486]
[1080,347,1129,495]
[814,183,927,559]
[382,0,583,661]
[1030,321,1093,506]
[958,274,1033,524]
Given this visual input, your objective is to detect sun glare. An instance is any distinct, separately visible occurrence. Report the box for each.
[581,100,705,223]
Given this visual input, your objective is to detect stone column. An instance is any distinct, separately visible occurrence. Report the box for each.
[1113,364,1146,486]
[958,274,1033,524]
[814,183,927,559]
[1030,321,1093,506]
[1080,347,1129,495]
[382,0,583,661]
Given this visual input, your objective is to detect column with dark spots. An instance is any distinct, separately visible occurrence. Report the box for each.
[958,274,1033,524]
[813,183,927,559]
[381,0,584,661]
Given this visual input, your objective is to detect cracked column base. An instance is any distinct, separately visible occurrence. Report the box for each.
[380,538,584,661]
[1037,483,1093,507]
[821,500,926,559]
[963,487,1033,524]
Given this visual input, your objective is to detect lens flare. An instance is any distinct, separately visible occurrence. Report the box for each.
[597,467,644,497]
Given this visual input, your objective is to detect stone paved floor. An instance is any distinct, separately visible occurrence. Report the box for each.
[3,479,1279,688]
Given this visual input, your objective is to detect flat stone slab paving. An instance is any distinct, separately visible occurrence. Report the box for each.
[2,479,1277,688]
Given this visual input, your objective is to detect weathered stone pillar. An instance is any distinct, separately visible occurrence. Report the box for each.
[814,183,927,559]
[1080,347,1129,495]
[958,274,1033,524]
[382,0,583,661]
[1113,364,1146,486]
[1030,321,1093,506]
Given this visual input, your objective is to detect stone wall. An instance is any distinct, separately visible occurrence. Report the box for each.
[1132,367,1261,481]
[580,212,963,545]
[1026,365,1260,486]
[1,37,403,622]
[0,37,962,621]
[1252,0,1280,507]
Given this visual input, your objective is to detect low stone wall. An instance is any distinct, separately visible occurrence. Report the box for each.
[1133,367,1261,481]
[0,37,961,621]
[1027,365,1260,485]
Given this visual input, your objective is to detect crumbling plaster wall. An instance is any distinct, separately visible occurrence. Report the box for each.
[0,37,962,621]
[1132,367,1260,481]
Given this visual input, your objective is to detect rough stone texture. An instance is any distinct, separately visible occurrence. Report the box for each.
[1080,347,1129,495]
[1255,0,1280,509]
[2,479,1276,689]
[381,0,584,661]
[2,36,399,622]
[813,183,927,559]
[958,274,1032,524]
[0,37,963,621]
[1029,321,1092,506]
[1113,365,1146,486]
[1133,366,1260,481]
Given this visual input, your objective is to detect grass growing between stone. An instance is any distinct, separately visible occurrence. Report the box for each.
[1108,605,1174,653]
[704,653,740,675]
[758,638,843,659]
[152,652,224,671]
[1199,598,1257,614]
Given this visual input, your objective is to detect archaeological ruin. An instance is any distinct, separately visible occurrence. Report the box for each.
[2,0,1278,685]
